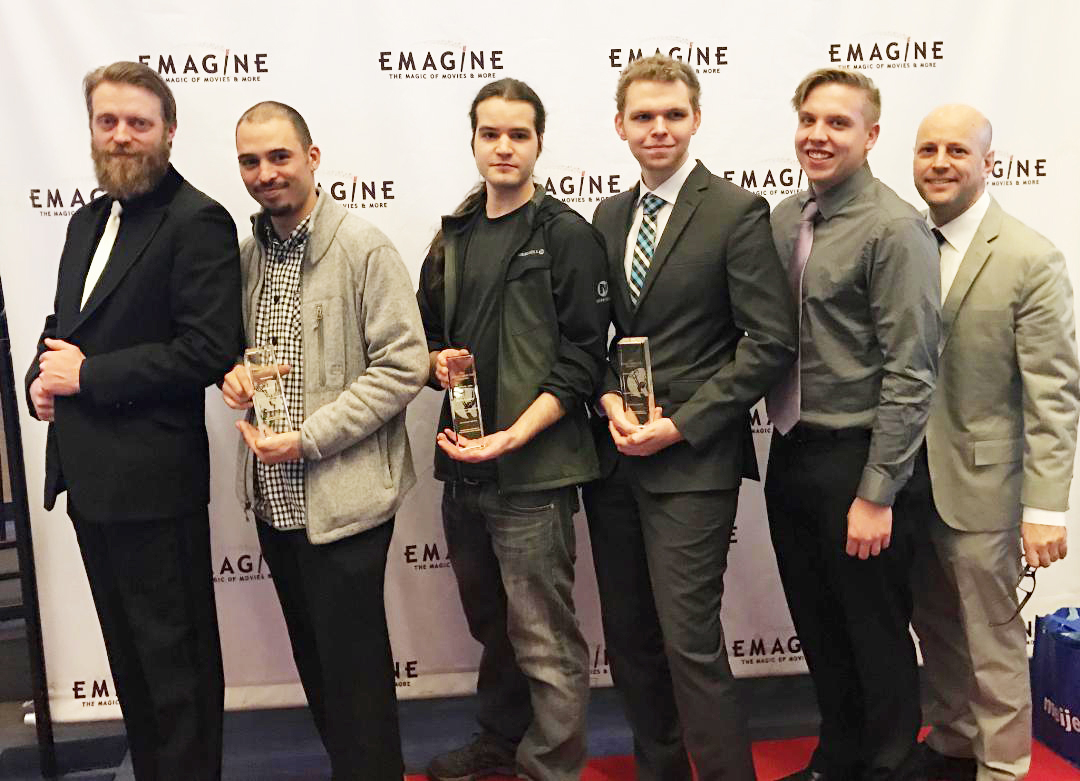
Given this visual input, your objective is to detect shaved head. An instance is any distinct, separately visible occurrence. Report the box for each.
[917,104,992,155]
[236,101,312,150]
[913,103,995,225]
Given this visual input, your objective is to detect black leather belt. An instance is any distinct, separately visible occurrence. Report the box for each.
[781,424,872,444]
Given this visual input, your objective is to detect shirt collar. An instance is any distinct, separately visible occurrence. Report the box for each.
[928,190,991,253]
[803,162,874,221]
[638,155,697,208]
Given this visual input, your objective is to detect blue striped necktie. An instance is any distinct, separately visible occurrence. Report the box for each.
[629,193,666,306]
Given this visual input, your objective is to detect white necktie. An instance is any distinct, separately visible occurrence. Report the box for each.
[82,200,123,308]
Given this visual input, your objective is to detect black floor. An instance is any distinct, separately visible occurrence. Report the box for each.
[0,676,820,780]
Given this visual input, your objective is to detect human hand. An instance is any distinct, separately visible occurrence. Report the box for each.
[236,420,302,464]
[38,338,85,395]
[436,427,520,462]
[223,363,290,410]
[29,376,54,421]
[613,409,682,457]
[432,348,471,390]
[1021,522,1067,568]
[846,497,892,559]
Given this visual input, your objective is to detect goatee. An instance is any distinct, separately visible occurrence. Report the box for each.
[91,138,171,200]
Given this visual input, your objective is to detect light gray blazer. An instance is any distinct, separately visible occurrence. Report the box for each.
[927,197,1080,532]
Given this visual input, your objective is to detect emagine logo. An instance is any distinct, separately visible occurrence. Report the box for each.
[379,42,504,81]
[721,160,807,199]
[609,37,729,73]
[394,659,420,688]
[750,404,773,435]
[28,183,106,217]
[538,165,625,205]
[988,152,1047,188]
[213,551,271,584]
[731,634,803,667]
[72,678,119,708]
[828,35,944,70]
[138,49,269,83]
[403,540,452,572]
[320,170,396,210]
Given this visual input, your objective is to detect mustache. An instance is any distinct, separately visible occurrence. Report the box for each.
[101,146,141,157]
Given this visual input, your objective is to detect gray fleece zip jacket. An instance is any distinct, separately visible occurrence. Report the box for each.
[237,193,428,544]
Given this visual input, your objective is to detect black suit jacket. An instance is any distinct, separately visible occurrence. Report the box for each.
[592,161,796,493]
[26,166,242,521]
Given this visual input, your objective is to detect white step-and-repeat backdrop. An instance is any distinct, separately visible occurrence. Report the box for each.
[1,0,1077,721]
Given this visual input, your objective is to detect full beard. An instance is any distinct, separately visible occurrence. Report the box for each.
[91,138,171,199]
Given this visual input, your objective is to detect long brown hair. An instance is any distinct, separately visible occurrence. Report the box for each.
[425,78,547,268]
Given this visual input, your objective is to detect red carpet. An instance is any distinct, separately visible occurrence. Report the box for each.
[407,738,1080,780]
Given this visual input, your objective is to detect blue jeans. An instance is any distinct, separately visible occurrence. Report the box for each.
[442,481,589,781]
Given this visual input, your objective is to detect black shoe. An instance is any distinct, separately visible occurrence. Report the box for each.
[776,766,867,781]
[426,733,518,781]
[775,769,829,781]
[900,742,976,781]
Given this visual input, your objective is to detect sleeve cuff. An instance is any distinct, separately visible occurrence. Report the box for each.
[855,469,900,506]
[1022,506,1068,527]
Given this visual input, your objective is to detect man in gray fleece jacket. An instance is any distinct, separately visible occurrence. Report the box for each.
[222,101,428,781]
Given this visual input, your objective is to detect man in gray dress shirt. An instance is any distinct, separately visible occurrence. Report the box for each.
[764,68,941,781]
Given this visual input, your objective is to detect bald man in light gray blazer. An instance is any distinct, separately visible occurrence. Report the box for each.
[906,104,1079,781]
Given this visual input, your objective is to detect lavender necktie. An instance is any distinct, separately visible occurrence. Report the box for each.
[766,199,818,435]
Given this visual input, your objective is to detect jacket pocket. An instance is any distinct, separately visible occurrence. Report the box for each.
[972,438,1022,466]
[304,297,346,391]
[506,252,556,337]
[506,250,551,280]
[668,379,705,403]
[376,427,393,488]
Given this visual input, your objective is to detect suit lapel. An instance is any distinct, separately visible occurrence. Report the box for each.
[69,201,168,333]
[57,203,111,335]
[941,200,1002,347]
[606,187,638,328]
[632,166,706,315]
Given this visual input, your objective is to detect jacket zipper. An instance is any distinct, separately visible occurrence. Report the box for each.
[313,304,326,385]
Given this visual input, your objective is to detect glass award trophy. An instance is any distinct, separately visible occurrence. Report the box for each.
[617,337,655,427]
[446,352,485,449]
[244,346,293,436]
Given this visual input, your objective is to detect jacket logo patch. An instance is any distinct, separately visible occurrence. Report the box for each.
[516,248,545,257]
[596,279,610,304]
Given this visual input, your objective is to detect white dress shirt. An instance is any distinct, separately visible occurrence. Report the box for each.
[622,155,698,284]
[930,191,1065,527]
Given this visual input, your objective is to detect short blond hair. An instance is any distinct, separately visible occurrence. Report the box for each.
[615,54,701,113]
[792,68,880,124]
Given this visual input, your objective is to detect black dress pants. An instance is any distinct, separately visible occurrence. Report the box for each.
[765,431,921,781]
[71,507,224,781]
[256,517,403,781]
